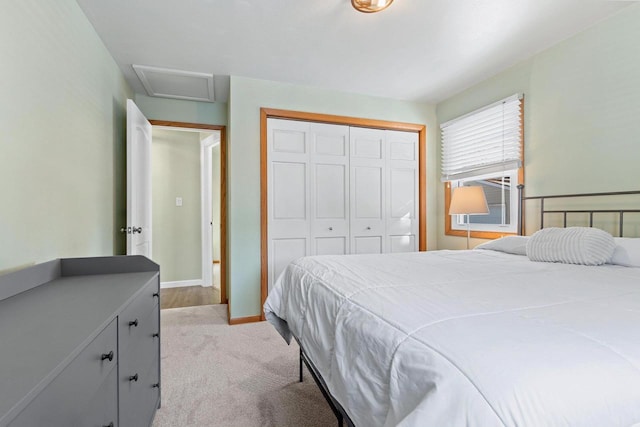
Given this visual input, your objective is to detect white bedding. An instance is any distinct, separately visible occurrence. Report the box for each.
[264,250,640,427]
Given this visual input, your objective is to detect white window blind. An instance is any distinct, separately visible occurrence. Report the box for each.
[441,94,523,181]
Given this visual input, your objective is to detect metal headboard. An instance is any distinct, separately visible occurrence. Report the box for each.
[518,185,640,237]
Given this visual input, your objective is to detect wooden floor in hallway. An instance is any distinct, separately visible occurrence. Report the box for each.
[161,264,222,309]
[160,285,220,309]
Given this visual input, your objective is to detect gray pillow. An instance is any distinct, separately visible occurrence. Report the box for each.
[475,236,529,256]
[526,227,615,266]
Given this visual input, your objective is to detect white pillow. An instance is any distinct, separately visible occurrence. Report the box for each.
[475,236,529,256]
[610,237,640,267]
[526,227,615,266]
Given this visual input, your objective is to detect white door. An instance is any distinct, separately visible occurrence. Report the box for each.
[310,123,350,256]
[126,99,153,257]
[267,119,311,291]
[385,130,419,252]
[350,127,386,254]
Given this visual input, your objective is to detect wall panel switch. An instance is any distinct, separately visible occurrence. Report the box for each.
[176,197,183,207]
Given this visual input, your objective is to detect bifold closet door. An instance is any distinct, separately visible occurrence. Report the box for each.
[350,127,386,254]
[268,119,420,290]
[309,123,350,256]
[267,119,311,291]
[267,119,350,291]
[386,130,419,253]
[349,128,419,254]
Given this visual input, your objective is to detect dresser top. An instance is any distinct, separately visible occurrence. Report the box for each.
[0,257,159,424]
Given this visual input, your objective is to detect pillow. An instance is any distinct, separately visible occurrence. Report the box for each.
[526,227,615,266]
[609,237,640,267]
[475,236,529,256]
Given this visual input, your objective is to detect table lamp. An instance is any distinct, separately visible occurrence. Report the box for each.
[449,186,489,249]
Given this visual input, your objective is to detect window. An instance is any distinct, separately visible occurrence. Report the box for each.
[441,94,524,238]
[449,170,518,234]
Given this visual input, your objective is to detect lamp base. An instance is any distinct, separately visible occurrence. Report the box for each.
[466,214,471,250]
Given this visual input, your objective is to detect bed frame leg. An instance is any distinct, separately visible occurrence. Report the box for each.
[299,347,304,382]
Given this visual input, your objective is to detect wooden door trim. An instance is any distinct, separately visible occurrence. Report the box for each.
[260,108,427,320]
[148,120,229,319]
[149,120,224,131]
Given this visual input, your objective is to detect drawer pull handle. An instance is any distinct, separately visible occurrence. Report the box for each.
[101,351,114,362]
[152,383,160,388]
[153,292,159,298]
[152,332,159,338]
[103,423,114,427]
[366,226,371,230]
[129,373,139,382]
[129,319,138,327]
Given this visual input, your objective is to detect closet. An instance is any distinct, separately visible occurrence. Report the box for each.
[266,118,420,290]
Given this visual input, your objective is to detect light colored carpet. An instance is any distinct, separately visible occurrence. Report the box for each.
[152,304,336,427]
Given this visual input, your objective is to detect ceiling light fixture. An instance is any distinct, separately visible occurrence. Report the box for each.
[351,0,394,13]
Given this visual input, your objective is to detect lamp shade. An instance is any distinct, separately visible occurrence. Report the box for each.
[449,186,489,215]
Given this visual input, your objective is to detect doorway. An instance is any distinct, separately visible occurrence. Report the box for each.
[149,120,227,309]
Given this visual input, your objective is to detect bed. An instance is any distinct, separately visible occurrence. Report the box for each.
[263,190,640,427]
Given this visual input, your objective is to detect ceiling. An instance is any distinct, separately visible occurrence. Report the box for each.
[75,0,632,104]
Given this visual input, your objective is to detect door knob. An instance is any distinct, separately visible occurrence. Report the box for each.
[366,226,371,230]
[328,227,333,231]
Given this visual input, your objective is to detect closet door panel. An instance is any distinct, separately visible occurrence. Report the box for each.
[389,235,416,253]
[270,238,308,286]
[314,163,346,220]
[386,130,419,252]
[315,133,346,157]
[267,119,311,291]
[353,167,383,219]
[386,167,416,235]
[353,136,382,159]
[315,237,347,256]
[270,161,309,237]
[353,236,383,254]
[350,128,385,254]
[310,123,350,255]
[272,129,306,154]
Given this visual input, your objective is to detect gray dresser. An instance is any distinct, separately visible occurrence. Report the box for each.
[0,256,161,427]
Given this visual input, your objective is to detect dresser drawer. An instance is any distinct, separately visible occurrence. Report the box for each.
[77,367,118,427]
[118,279,159,353]
[119,307,159,381]
[120,350,160,427]
[9,318,118,427]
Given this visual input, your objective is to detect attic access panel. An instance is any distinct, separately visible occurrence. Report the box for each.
[133,65,215,102]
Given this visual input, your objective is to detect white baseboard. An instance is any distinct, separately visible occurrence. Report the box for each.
[161,279,203,289]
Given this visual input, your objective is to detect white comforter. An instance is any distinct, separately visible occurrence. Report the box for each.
[264,249,640,427]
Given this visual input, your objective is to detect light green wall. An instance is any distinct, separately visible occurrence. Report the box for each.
[436,4,640,249]
[228,76,436,319]
[0,0,132,271]
[151,129,202,282]
[134,94,228,126]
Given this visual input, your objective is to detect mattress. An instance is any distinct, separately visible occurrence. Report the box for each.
[264,249,640,427]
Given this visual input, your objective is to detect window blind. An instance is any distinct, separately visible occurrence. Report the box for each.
[441,94,523,181]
